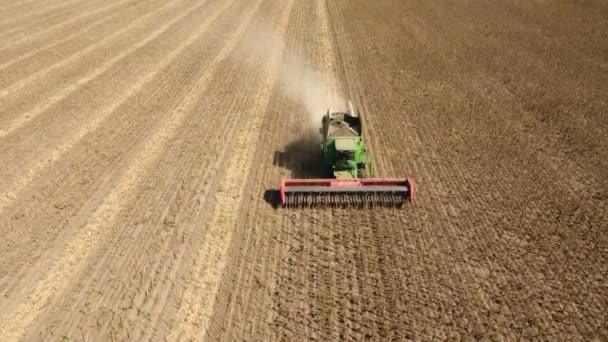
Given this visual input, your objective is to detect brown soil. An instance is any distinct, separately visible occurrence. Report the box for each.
[0,0,606,340]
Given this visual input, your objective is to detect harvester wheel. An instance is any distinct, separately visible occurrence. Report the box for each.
[357,164,366,178]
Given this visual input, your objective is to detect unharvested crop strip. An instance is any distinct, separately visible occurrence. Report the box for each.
[0,0,185,101]
[0,0,138,59]
[0,0,204,140]
[0,1,241,338]
[168,0,295,339]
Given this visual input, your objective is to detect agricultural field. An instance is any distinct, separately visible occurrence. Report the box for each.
[0,0,606,340]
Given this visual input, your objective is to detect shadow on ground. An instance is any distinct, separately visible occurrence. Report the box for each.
[273,130,328,178]
[264,130,329,208]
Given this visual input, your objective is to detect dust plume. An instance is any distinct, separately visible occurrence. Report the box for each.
[231,18,346,127]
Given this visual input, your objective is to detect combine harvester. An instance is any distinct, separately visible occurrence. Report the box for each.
[280,101,415,208]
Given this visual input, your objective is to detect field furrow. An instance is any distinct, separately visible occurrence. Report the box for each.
[0,0,605,340]
[0,0,251,338]
[0,0,191,103]
[0,0,54,15]
[202,0,310,337]
[169,1,296,340]
[22,0,272,339]
[0,0,226,215]
[0,0,241,292]
[0,0,104,43]
[0,0,52,14]
[0,0,140,69]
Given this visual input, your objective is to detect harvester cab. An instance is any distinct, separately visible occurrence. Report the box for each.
[322,108,367,178]
[279,100,415,208]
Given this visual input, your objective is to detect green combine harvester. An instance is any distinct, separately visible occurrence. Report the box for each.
[280,101,415,207]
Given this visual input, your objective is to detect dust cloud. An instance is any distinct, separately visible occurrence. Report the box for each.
[231,18,346,127]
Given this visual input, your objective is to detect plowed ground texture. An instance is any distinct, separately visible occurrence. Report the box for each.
[0,0,606,341]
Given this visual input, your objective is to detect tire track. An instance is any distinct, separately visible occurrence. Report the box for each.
[341,4,466,256]
[328,0,430,216]
[0,1,241,338]
[0,0,186,101]
[0,0,206,141]
[168,0,295,339]
[0,0,138,65]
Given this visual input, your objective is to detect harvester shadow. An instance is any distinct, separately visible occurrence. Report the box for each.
[277,132,328,179]
[265,131,329,209]
[263,190,280,209]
